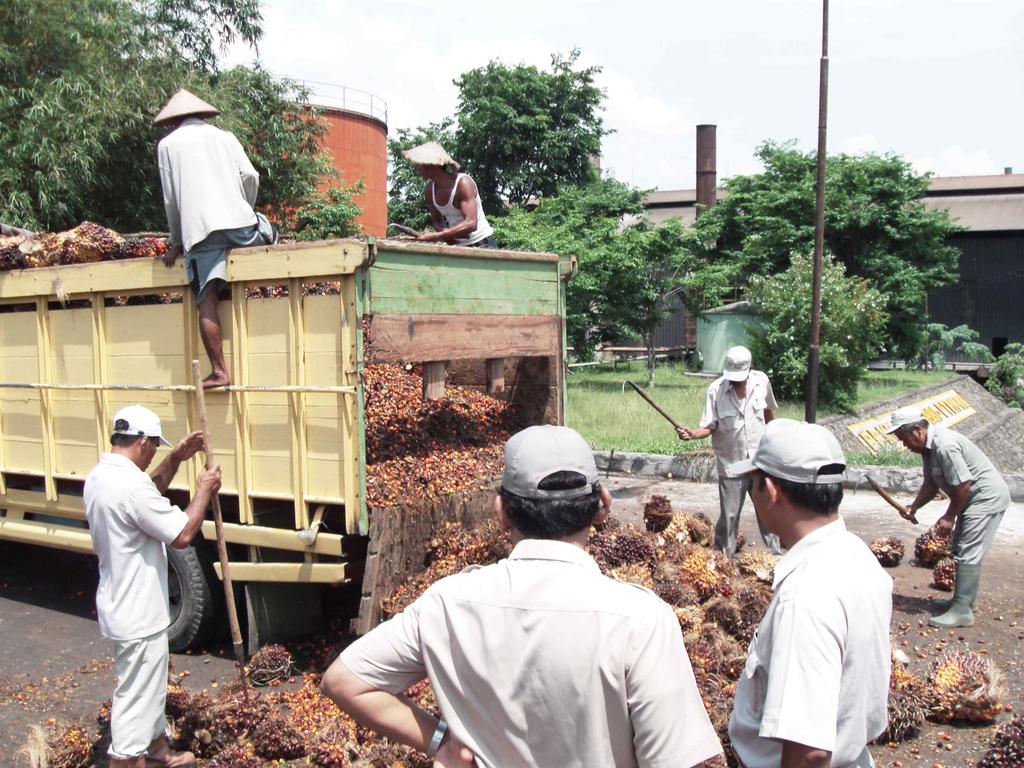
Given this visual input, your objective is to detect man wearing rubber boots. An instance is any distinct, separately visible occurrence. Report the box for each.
[887,407,1009,629]
[677,345,782,556]
[85,406,222,767]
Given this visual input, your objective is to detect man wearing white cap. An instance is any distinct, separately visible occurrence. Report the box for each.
[154,88,278,389]
[886,407,1009,628]
[728,419,892,768]
[322,425,722,768]
[85,406,222,768]
[677,345,782,556]
[401,141,496,248]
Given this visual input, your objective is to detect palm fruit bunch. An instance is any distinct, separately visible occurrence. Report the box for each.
[880,659,931,742]
[679,548,724,599]
[736,550,776,584]
[702,595,746,641]
[165,683,191,719]
[95,699,111,733]
[608,529,657,568]
[685,622,745,678]
[977,713,1024,767]
[643,494,674,532]
[869,536,905,568]
[735,530,747,553]
[660,513,690,543]
[611,561,656,589]
[674,605,705,635]
[933,558,957,591]
[653,561,700,607]
[351,741,432,768]
[117,236,168,261]
[247,642,294,686]
[687,512,714,546]
[43,724,93,768]
[252,713,307,760]
[928,650,1006,723]
[209,744,262,768]
[735,585,771,642]
[914,529,952,567]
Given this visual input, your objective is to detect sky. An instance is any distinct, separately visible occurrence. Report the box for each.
[225,0,1024,191]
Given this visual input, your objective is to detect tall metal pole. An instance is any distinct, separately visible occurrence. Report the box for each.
[805,0,829,422]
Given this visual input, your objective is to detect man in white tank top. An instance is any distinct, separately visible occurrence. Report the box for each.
[402,141,496,248]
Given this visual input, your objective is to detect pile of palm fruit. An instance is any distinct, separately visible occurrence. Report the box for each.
[38,497,1007,766]
[0,221,167,270]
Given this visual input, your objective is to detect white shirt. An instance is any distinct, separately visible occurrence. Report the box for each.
[729,518,892,768]
[157,118,259,251]
[341,539,722,768]
[700,370,778,477]
[84,453,189,641]
[430,173,494,246]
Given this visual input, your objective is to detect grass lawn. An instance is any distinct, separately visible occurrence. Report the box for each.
[566,361,952,464]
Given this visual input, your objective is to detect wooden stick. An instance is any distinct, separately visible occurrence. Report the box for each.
[866,475,919,524]
[191,360,250,698]
[625,380,685,431]
[387,223,422,237]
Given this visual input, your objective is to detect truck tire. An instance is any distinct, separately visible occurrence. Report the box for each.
[166,545,215,651]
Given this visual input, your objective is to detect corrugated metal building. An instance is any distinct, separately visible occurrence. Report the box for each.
[644,173,1024,357]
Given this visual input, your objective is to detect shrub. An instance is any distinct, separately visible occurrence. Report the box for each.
[746,252,888,410]
[986,342,1024,408]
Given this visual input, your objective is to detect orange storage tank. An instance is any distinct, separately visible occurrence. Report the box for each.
[318,105,388,237]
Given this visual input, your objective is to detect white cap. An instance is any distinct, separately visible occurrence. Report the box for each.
[112,405,173,447]
[723,346,752,382]
[502,426,599,499]
[730,418,846,484]
[883,406,925,434]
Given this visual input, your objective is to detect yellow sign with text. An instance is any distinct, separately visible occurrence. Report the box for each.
[849,389,976,452]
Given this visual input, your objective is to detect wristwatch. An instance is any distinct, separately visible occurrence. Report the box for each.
[427,719,448,757]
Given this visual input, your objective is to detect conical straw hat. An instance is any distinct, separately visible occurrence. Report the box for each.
[153,89,220,126]
[401,141,460,169]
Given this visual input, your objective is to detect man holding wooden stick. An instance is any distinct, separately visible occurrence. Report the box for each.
[84,405,221,768]
[676,346,782,556]
[886,406,1009,628]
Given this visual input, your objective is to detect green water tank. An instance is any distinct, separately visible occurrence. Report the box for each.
[696,301,761,374]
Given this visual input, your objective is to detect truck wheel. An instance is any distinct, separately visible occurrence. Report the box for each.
[166,545,215,651]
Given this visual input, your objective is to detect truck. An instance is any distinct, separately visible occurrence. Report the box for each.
[0,238,571,649]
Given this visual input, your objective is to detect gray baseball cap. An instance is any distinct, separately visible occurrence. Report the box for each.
[729,418,846,484]
[502,425,599,499]
[723,345,752,382]
[884,406,925,434]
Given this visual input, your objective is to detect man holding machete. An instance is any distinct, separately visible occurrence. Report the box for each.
[676,346,782,556]
[886,406,1009,628]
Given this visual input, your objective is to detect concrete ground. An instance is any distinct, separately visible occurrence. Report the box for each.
[1,476,1021,766]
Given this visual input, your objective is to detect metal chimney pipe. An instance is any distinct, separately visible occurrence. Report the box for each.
[1005,167,1014,175]
[696,124,717,216]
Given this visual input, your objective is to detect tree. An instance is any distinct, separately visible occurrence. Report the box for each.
[746,252,889,410]
[0,0,329,233]
[986,343,1024,409]
[294,183,364,240]
[691,142,963,359]
[454,50,609,214]
[494,179,728,384]
[909,323,994,371]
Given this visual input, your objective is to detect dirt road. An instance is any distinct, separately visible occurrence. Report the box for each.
[1,476,1020,766]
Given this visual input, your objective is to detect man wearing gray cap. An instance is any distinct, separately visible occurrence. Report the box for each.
[886,407,1009,628]
[85,405,221,768]
[322,425,722,768]
[728,419,892,768]
[677,345,782,556]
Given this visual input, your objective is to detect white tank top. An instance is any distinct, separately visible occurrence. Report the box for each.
[431,173,494,246]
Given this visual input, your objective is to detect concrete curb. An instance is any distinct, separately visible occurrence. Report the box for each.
[593,450,1024,502]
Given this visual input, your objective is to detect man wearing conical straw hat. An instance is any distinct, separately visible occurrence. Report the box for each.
[401,141,496,248]
[154,89,278,389]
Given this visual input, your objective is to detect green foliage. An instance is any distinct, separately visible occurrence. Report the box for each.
[691,141,962,359]
[986,343,1024,408]
[454,50,608,214]
[909,323,995,370]
[494,178,728,367]
[0,0,329,234]
[746,252,889,410]
[294,184,364,241]
[386,120,455,231]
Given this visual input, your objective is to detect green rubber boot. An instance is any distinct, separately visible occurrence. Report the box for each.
[929,564,980,629]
